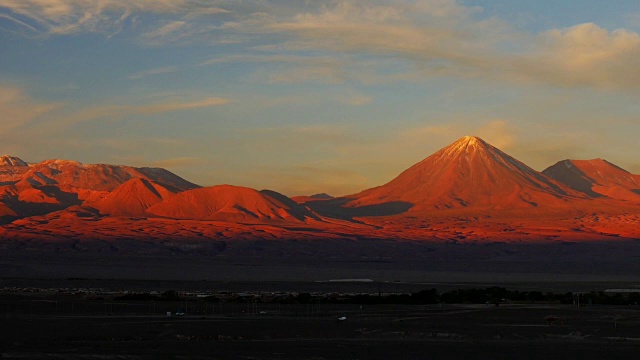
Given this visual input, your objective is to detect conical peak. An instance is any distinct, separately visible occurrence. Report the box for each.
[454,135,487,147]
[437,135,494,158]
[346,130,593,210]
[462,135,481,142]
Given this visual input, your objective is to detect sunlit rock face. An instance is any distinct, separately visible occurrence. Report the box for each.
[345,136,586,212]
[544,159,640,202]
[1,139,640,243]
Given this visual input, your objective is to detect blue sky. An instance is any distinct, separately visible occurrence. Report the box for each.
[1,0,640,196]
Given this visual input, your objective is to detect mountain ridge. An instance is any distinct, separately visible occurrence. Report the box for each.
[543,158,640,202]
[1,136,639,242]
[146,184,319,223]
[341,136,587,212]
[85,178,175,217]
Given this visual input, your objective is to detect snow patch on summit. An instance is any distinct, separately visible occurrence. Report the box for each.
[346,135,585,210]
[0,155,28,167]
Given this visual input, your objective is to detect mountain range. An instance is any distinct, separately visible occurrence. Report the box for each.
[1,136,639,243]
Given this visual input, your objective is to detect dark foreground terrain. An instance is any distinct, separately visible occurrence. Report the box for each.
[1,295,639,359]
[2,239,640,283]
[1,238,639,359]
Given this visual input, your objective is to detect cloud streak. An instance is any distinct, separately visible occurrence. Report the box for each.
[0,84,61,134]
[150,156,200,168]
[128,66,178,80]
[524,23,640,90]
[64,96,230,125]
[0,0,229,35]
[0,12,38,31]
[6,1,640,90]
[261,2,640,91]
[205,1,640,91]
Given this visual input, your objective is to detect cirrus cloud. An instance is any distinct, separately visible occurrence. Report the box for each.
[0,0,229,35]
[5,1,640,91]
[261,2,640,91]
[63,96,230,125]
[526,23,640,90]
[0,84,61,134]
[128,66,178,80]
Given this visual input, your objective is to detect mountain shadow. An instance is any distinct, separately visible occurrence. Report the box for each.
[542,160,601,197]
[345,136,586,211]
[5,186,82,217]
[303,197,413,221]
[259,189,322,221]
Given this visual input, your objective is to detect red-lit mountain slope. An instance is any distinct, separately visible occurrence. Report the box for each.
[0,155,28,167]
[1,143,640,243]
[344,136,587,212]
[543,159,640,202]
[291,193,334,204]
[14,159,198,193]
[86,178,175,217]
[0,155,30,183]
[147,184,319,223]
[0,156,199,220]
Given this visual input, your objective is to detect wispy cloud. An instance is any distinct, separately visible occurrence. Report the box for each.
[0,0,229,35]
[141,20,187,42]
[150,156,201,168]
[201,54,350,84]
[342,95,372,106]
[246,2,640,91]
[6,1,640,91]
[522,23,640,90]
[64,96,230,124]
[399,124,463,145]
[95,137,186,152]
[262,1,507,79]
[0,84,61,134]
[240,124,356,149]
[107,154,201,170]
[242,165,371,197]
[128,66,178,80]
[110,153,203,169]
[0,12,38,31]
[475,120,516,150]
[129,97,230,114]
[201,54,345,66]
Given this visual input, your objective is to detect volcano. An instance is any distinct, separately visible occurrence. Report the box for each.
[344,136,586,212]
[543,159,640,202]
[1,142,639,244]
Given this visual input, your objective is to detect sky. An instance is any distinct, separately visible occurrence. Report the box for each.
[1,0,640,196]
